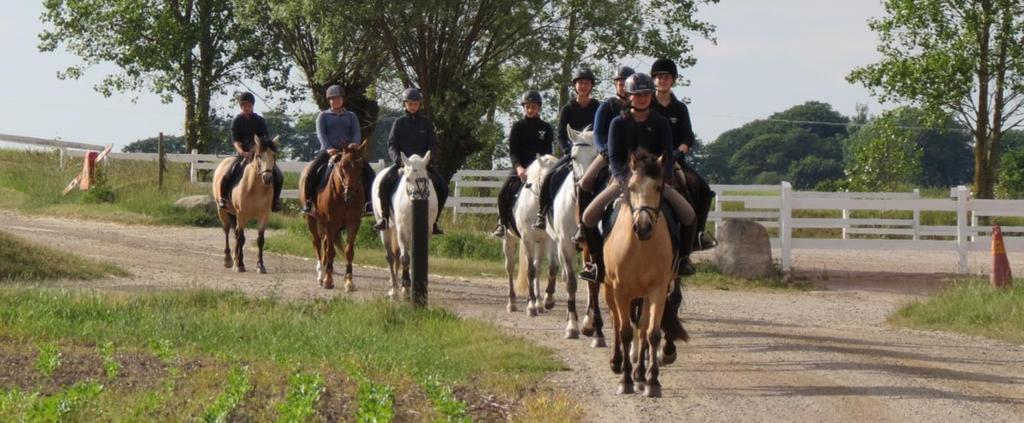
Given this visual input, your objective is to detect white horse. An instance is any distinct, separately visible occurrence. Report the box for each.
[503,154,559,317]
[546,126,603,343]
[371,152,438,300]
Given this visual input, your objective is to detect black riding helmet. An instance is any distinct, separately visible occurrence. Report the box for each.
[650,58,678,79]
[612,66,636,81]
[624,73,655,94]
[325,84,344,99]
[402,87,423,102]
[520,90,543,105]
[236,91,256,103]
[571,68,597,84]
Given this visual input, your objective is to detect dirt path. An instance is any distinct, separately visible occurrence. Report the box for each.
[3,212,1023,422]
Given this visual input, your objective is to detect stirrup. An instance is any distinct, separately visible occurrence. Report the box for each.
[301,201,315,216]
[491,225,506,238]
[533,215,546,230]
[675,256,696,276]
[696,232,718,251]
[579,262,602,283]
[571,228,584,244]
[373,219,388,231]
[218,197,230,209]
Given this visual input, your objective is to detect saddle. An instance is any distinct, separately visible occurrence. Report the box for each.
[224,156,248,193]
[313,161,335,193]
[544,164,574,220]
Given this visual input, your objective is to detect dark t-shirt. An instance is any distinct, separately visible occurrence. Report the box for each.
[651,94,696,149]
[508,116,554,169]
[608,113,673,183]
[231,113,269,152]
[556,99,599,153]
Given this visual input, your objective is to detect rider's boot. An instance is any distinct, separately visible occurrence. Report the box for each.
[578,226,606,283]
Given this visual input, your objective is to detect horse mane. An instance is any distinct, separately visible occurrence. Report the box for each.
[631,151,662,181]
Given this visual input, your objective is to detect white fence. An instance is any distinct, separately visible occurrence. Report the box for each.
[710,183,1024,273]
[6,135,1023,274]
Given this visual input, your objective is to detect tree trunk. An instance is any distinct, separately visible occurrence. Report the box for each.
[194,0,216,154]
[972,1,994,199]
[182,56,198,154]
[556,10,579,115]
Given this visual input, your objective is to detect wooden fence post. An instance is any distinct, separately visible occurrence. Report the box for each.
[780,181,793,271]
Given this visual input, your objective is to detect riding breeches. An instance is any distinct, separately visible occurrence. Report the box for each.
[581,179,695,229]
[579,154,608,194]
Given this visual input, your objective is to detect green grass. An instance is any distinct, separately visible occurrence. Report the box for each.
[891,277,1024,344]
[0,229,128,281]
[0,288,563,420]
[685,262,812,291]
[1,381,104,421]
[98,341,121,379]
[35,343,62,377]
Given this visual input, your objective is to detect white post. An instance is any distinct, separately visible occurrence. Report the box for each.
[955,185,969,274]
[452,179,461,222]
[970,210,978,242]
[713,192,722,236]
[58,148,66,171]
[780,181,793,271]
[189,149,199,183]
[912,188,920,241]
[841,208,850,240]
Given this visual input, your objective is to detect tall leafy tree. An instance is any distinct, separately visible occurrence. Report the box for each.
[848,0,1024,198]
[39,0,278,153]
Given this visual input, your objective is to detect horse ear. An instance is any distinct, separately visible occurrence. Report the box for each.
[658,154,665,167]
[358,139,368,152]
[400,152,409,165]
[567,124,579,142]
[629,153,637,170]
[254,134,264,150]
[423,151,432,165]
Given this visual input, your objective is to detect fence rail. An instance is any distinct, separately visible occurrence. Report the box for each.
[5,135,1023,273]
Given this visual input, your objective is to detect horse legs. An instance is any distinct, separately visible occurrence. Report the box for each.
[222,219,233,269]
[561,243,580,339]
[583,281,607,348]
[321,226,336,290]
[343,225,358,292]
[613,294,635,395]
[525,241,539,317]
[307,216,324,285]
[605,286,624,375]
[544,244,557,310]
[645,284,668,398]
[629,299,643,365]
[382,232,400,299]
[234,225,246,273]
[503,235,518,312]
[633,298,651,393]
[661,277,683,365]
[400,252,411,300]
[256,224,267,274]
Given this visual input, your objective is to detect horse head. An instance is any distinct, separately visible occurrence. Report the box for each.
[627,150,665,241]
[399,151,432,200]
[524,154,558,195]
[567,125,597,181]
[331,140,368,203]
[253,135,280,185]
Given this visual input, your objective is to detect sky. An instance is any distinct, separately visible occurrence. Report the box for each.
[0,1,888,151]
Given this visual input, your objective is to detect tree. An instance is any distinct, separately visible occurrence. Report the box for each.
[40,0,278,154]
[848,0,1024,198]
[845,110,925,191]
[997,146,1024,197]
[123,135,187,154]
[234,0,389,141]
[788,156,845,189]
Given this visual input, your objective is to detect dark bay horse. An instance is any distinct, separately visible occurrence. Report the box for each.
[301,141,368,291]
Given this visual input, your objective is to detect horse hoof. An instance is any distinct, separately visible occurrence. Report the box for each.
[635,381,646,392]
[388,289,397,299]
[324,280,335,290]
[223,260,232,269]
[644,384,662,398]
[506,302,517,313]
[660,352,677,366]
[592,337,607,348]
[544,295,555,310]
[235,266,246,273]
[581,326,595,337]
[344,283,355,293]
[565,329,580,339]
[528,307,538,317]
[617,383,634,395]
[257,266,267,274]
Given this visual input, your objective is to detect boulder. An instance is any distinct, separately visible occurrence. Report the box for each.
[174,195,216,213]
[712,218,774,279]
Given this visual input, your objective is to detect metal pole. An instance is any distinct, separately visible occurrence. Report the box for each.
[411,196,430,307]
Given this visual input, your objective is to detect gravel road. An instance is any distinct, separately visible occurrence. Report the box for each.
[3,212,1023,422]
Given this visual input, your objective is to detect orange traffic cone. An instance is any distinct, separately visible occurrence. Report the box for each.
[991,224,1013,289]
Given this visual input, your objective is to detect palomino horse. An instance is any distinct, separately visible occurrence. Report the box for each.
[371,152,438,300]
[212,135,279,273]
[300,141,369,291]
[546,126,603,343]
[503,154,559,316]
[604,151,689,398]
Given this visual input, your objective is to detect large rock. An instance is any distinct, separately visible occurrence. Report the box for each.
[175,195,216,213]
[712,218,774,279]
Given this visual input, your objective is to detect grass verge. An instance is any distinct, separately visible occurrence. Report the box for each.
[685,262,812,291]
[890,277,1024,344]
[0,229,128,281]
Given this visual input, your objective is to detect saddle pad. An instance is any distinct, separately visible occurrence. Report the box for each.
[545,164,573,219]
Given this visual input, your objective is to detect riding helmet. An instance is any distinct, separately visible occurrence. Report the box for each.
[650,58,678,79]
[402,87,423,102]
[520,90,543,105]
[325,84,344,99]
[236,91,256,104]
[571,68,597,84]
[612,66,636,81]
[624,73,655,94]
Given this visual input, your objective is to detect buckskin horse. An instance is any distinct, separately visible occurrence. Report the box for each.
[604,151,689,398]
[212,135,279,274]
[301,141,369,291]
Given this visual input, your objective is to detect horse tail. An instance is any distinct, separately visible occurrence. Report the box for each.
[516,244,529,295]
[662,311,690,343]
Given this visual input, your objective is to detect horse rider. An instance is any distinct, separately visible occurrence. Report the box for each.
[300,84,375,215]
[574,65,634,279]
[491,90,554,238]
[650,58,718,274]
[577,73,695,283]
[533,67,599,230]
[218,91,284,212]
[372,87,449,235]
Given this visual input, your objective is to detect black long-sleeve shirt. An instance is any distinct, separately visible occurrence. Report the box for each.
[508,116,554,169]
[608,113,674,183]
[651,94,696,149]
[231,112,269,152]
[556,99,599,153]
[387,111,438,164]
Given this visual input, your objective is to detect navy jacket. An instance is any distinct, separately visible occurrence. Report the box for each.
[608,113,673,183]
[508,116,554,169]
[388,111,438,164]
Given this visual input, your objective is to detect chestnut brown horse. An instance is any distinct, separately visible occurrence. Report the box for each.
[212,135,279,273]
[300,141,368,291]
[604,151,688,398]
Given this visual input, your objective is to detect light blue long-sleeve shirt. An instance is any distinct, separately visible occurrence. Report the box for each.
[316,108,361,151]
